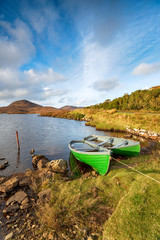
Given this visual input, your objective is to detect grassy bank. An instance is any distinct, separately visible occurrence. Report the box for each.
[74,109,160,133]
[77,109,160,133]
[36,143,160,240]
[40,109,160,133]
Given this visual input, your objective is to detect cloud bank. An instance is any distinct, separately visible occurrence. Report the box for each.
[92,78,119,91]
[132,63,160,75]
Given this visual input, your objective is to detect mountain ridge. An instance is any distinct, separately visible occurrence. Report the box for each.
[0,100,82,114]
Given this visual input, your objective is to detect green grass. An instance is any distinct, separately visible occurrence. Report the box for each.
[103,175,160,240]
[36,144,160,240]
[76,109,160,133]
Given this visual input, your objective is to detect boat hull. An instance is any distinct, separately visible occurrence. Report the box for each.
[85,135,140,157]
[70,149,110,176]
[112,144,140,157]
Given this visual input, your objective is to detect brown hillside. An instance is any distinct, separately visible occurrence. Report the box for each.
[60,105,83,111]
[8,100,42,108]
[0,100,58,114]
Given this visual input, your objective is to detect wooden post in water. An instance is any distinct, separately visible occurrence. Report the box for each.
[16,131,20,152]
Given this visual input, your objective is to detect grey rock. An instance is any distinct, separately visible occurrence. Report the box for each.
[38,188,51,204]
[21,197,29,205]
[3,203,20,214]
[47,159,68,173]
[6,191,27,206]
[32,155,49,168]
[19,176,31,187]
[37,158,49,170]
[20,200,30,209]
[0,176,19,194]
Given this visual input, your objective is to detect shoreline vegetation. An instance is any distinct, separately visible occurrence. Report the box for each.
[0,142,160,240]
[40,109,160,141]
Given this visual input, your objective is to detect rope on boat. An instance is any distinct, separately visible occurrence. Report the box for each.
[112,157,160,185]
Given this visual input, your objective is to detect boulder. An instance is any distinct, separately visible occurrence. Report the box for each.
[47,159,68,173]
[38,189,52,204]
[32,155,49,168]
[6,191,27,206]
[19,176,31,187]
[0,176,19,195]
[37,158,49,170]
[37,169,55,179]
[32,156,39,167]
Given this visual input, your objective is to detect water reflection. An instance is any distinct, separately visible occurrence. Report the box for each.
[16,150,20,168]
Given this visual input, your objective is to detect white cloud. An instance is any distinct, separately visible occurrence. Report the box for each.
[0,88,29,100]
[82,41,112,86]
[0,67,67,102]
[24,68,67,84]
[42,87,67,98]
[132,63,160,75]
[92,78,119,91]
[0,20,35,68]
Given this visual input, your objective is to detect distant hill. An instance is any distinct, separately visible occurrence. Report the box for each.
[88,85,160,111]
[60,105,83,111]
[0,100,58,114]
[0,100,84,114]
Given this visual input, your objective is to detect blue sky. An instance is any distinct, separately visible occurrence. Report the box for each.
[0,0,160,107]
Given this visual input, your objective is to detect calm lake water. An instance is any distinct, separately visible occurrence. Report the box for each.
[0,114,125,176]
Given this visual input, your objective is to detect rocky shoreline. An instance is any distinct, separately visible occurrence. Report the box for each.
[0,154,70,240]
[0,139,159,240]
[126,127,160,141]
[85,121,160,142]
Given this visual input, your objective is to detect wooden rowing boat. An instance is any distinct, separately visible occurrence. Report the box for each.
[68,135,140,175]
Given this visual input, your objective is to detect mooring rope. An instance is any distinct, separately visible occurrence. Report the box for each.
[112,157,160,185]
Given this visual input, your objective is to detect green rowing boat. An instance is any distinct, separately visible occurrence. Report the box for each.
[84,135,140,157]
[68,135,140,176]
[69,140,111,176]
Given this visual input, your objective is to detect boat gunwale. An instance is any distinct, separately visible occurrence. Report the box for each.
[87,135,140,149]
[68,141,111,155]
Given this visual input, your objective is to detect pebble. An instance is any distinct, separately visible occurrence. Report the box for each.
[5,232,13,240]
[87,236,94,240]
[43,232,48,238]
[48,232,54,239]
